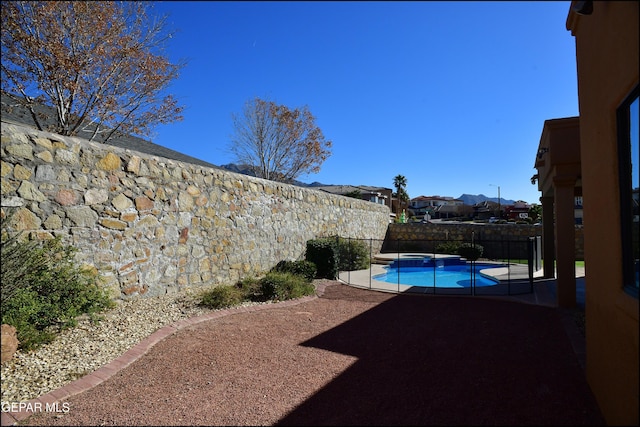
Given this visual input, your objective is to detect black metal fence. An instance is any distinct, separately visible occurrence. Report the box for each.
[334,234,542,297]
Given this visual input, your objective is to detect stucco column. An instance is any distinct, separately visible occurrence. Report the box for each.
[540,196,556,279]
[553,178,577,308]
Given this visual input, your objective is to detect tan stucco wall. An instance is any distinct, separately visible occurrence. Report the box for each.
[535,117,582,301]
[567,1,639,424]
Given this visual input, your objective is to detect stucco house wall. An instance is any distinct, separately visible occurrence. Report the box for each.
[567,1,639,424]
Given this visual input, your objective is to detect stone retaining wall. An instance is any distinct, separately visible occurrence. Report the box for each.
[1,121,390,300]
[382,222,584,260]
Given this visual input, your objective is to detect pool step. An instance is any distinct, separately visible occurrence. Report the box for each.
[388,256,468,269]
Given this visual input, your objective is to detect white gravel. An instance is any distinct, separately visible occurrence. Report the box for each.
[0,289,237,404]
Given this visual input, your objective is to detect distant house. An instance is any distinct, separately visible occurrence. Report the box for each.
[314,185,393,210]
[503,200,531,221]
[473,200,536,222]
[573,196,584,225]
[408,195,464,219]
[472,201,495,220]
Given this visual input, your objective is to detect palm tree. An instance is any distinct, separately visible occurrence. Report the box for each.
[529,204,542,223]
[393,174,409,216]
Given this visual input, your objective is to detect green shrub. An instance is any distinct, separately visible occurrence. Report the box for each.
[305,237,371,277]
[200,285,245,309]
[1,229,114,351]
[2,287,57,351]
[435,241,460,255]
[271,260,317,282]
[336,238,370,271]
[236,277,263,302]
[259,271,315,301]
[435,241,483,261]
[457,243,484,261]
[306,238,338,279]
[201,260,318,309]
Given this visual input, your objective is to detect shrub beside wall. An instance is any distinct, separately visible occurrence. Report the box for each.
[1,121,389,300]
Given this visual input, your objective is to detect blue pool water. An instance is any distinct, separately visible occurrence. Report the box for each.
[374,261,504,288]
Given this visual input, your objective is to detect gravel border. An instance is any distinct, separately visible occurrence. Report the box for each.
[1,288,269,404]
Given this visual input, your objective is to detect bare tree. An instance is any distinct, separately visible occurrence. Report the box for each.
[1,1,185,142]
[229,97,332,183]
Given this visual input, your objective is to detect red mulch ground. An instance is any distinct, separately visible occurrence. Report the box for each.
[20,281,604,426]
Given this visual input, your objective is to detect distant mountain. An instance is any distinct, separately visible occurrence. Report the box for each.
[218,165,521,205]
[219,163,255,176]
[218,163,328,188]
[457,193,516,206]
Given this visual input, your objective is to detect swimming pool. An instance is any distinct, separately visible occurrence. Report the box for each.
[373,260,505,288]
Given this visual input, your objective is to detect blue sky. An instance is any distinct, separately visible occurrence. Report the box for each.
[151,1,579,205]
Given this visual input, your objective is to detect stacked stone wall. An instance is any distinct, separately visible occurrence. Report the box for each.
[1,121,390,300]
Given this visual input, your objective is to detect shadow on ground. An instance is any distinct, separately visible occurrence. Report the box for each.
[277,286,602,426]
